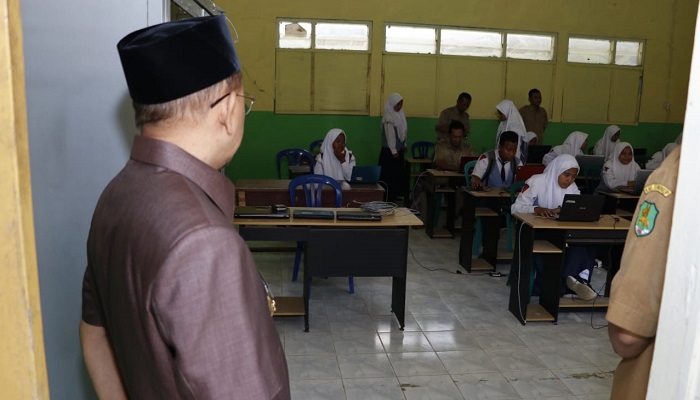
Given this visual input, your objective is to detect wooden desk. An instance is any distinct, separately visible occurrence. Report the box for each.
[459,188,511,272]
[424,169,466,239]
[234,208,423,332]
[509,213,630,325]
[235,179,385,208]
[404,157,433,203]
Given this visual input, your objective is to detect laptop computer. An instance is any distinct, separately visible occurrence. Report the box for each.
[554,194,605,222]
[234,206,290,219]
[349,166,381,184]
[525,145,552,164]
[575,155,606,177]
[292,209,335,220]
[336,210,382,221]
[618,169,653,196]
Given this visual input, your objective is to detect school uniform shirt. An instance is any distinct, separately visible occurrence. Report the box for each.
[511,154,580,214]
[593,125,620,161]
[81,135,290,399]
[600,142,641,190]
[433,141,476,170]
[542,131,588,166]
[472,151,523,186]
[436,105,470,143]
[495,99,528,159]
[646,142,678,170]
[606,146,681,400]
[314,128,356,181]
[518,104,548,139]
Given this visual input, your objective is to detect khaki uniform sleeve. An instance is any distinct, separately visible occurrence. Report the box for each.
[606,147,680,338]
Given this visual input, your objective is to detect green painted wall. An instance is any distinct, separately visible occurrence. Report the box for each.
[226,113,682,180]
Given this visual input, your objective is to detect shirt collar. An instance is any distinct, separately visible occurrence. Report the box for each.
[130,135,235,220]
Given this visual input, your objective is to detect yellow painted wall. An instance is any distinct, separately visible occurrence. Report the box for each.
[224,0,697,123]
[0,0,50,398]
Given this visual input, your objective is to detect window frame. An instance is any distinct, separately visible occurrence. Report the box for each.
[567,34,645,67]
[278,18,372,52]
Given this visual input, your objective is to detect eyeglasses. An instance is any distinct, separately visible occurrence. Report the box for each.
[210,92,256,115]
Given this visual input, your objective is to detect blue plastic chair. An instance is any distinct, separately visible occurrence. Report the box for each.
[309,139,323,155]
[289,174,354,294]
[276,149,315,179]
[412,141,434,159]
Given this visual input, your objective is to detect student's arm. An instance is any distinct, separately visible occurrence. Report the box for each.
[383,122,398,156]
[470,155,488,189]
[313,154,323,175]
[602,162,629,190]
[341,151,356,181]
[510,182,537,214]
[608,322,653,359]
[80,321,128,400]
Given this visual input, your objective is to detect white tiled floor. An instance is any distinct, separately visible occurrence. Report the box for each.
[254,228,618,400]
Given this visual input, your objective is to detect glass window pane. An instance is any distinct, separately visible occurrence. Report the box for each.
[279,21,312,49]
[616,41,643,66]
[440,29,502,57]
[568,38,612,64]
[385,25,436,54]
[316,23,369,51]
[506,33,555,61]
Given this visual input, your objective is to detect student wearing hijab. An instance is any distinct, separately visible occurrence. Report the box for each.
[593,125,621,160]
[525,131,539,146]
[378,93,408,201]
[495,99,528,160]
[646,133,682,169]
[542,131,588,166]
[598,142,641,191]
[314,128,356,181]
[511,154,597,299]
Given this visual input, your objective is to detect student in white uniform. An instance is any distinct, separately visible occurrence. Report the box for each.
[378,93,408,201]
[470,131,522,190]
[542,131,589,166]
[525,131,539,146]
[314,128,356,182]
[645,133,681,170]
[511,154,597,299]
[495,99,528,160]
[593,125,621,160]
[598,142,641,192]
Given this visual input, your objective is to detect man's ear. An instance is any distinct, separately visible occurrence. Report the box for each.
[218,94,235,134]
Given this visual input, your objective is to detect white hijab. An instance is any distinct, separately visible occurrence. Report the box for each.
[318,128,350,181]
[608,142,640,183]
[534,154,580,208]
[382,93,407,142]
[555,131,588,157]
[495,99,527,140]
[525,131,539,144]
[597,125,620,160]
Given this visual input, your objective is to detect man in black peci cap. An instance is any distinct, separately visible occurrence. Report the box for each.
[79,15,290,399]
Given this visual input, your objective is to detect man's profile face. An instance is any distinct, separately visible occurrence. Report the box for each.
[449,128,465,148]
[498,141,518,161]
[529,92,542,107]
[457,98,471,113]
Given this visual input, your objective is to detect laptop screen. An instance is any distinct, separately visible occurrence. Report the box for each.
[349,166,381,184]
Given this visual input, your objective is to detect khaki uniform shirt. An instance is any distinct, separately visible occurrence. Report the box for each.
[436,105,471,143]
[433,141,476,171]
[82,136,290,399]
[606,146,681,400]
[518,104,548,140]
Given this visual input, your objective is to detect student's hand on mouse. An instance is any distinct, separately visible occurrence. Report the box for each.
[470,176,483,190]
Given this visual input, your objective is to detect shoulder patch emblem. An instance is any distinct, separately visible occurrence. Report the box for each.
[522,184,530,193]
[634,201,659,237]
[479,154,487,161]
[643,184,672,197]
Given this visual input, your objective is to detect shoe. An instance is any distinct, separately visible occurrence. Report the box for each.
[566,276,597,301]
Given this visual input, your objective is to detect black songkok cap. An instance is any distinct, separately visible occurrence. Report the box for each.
[117,15,240,105]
